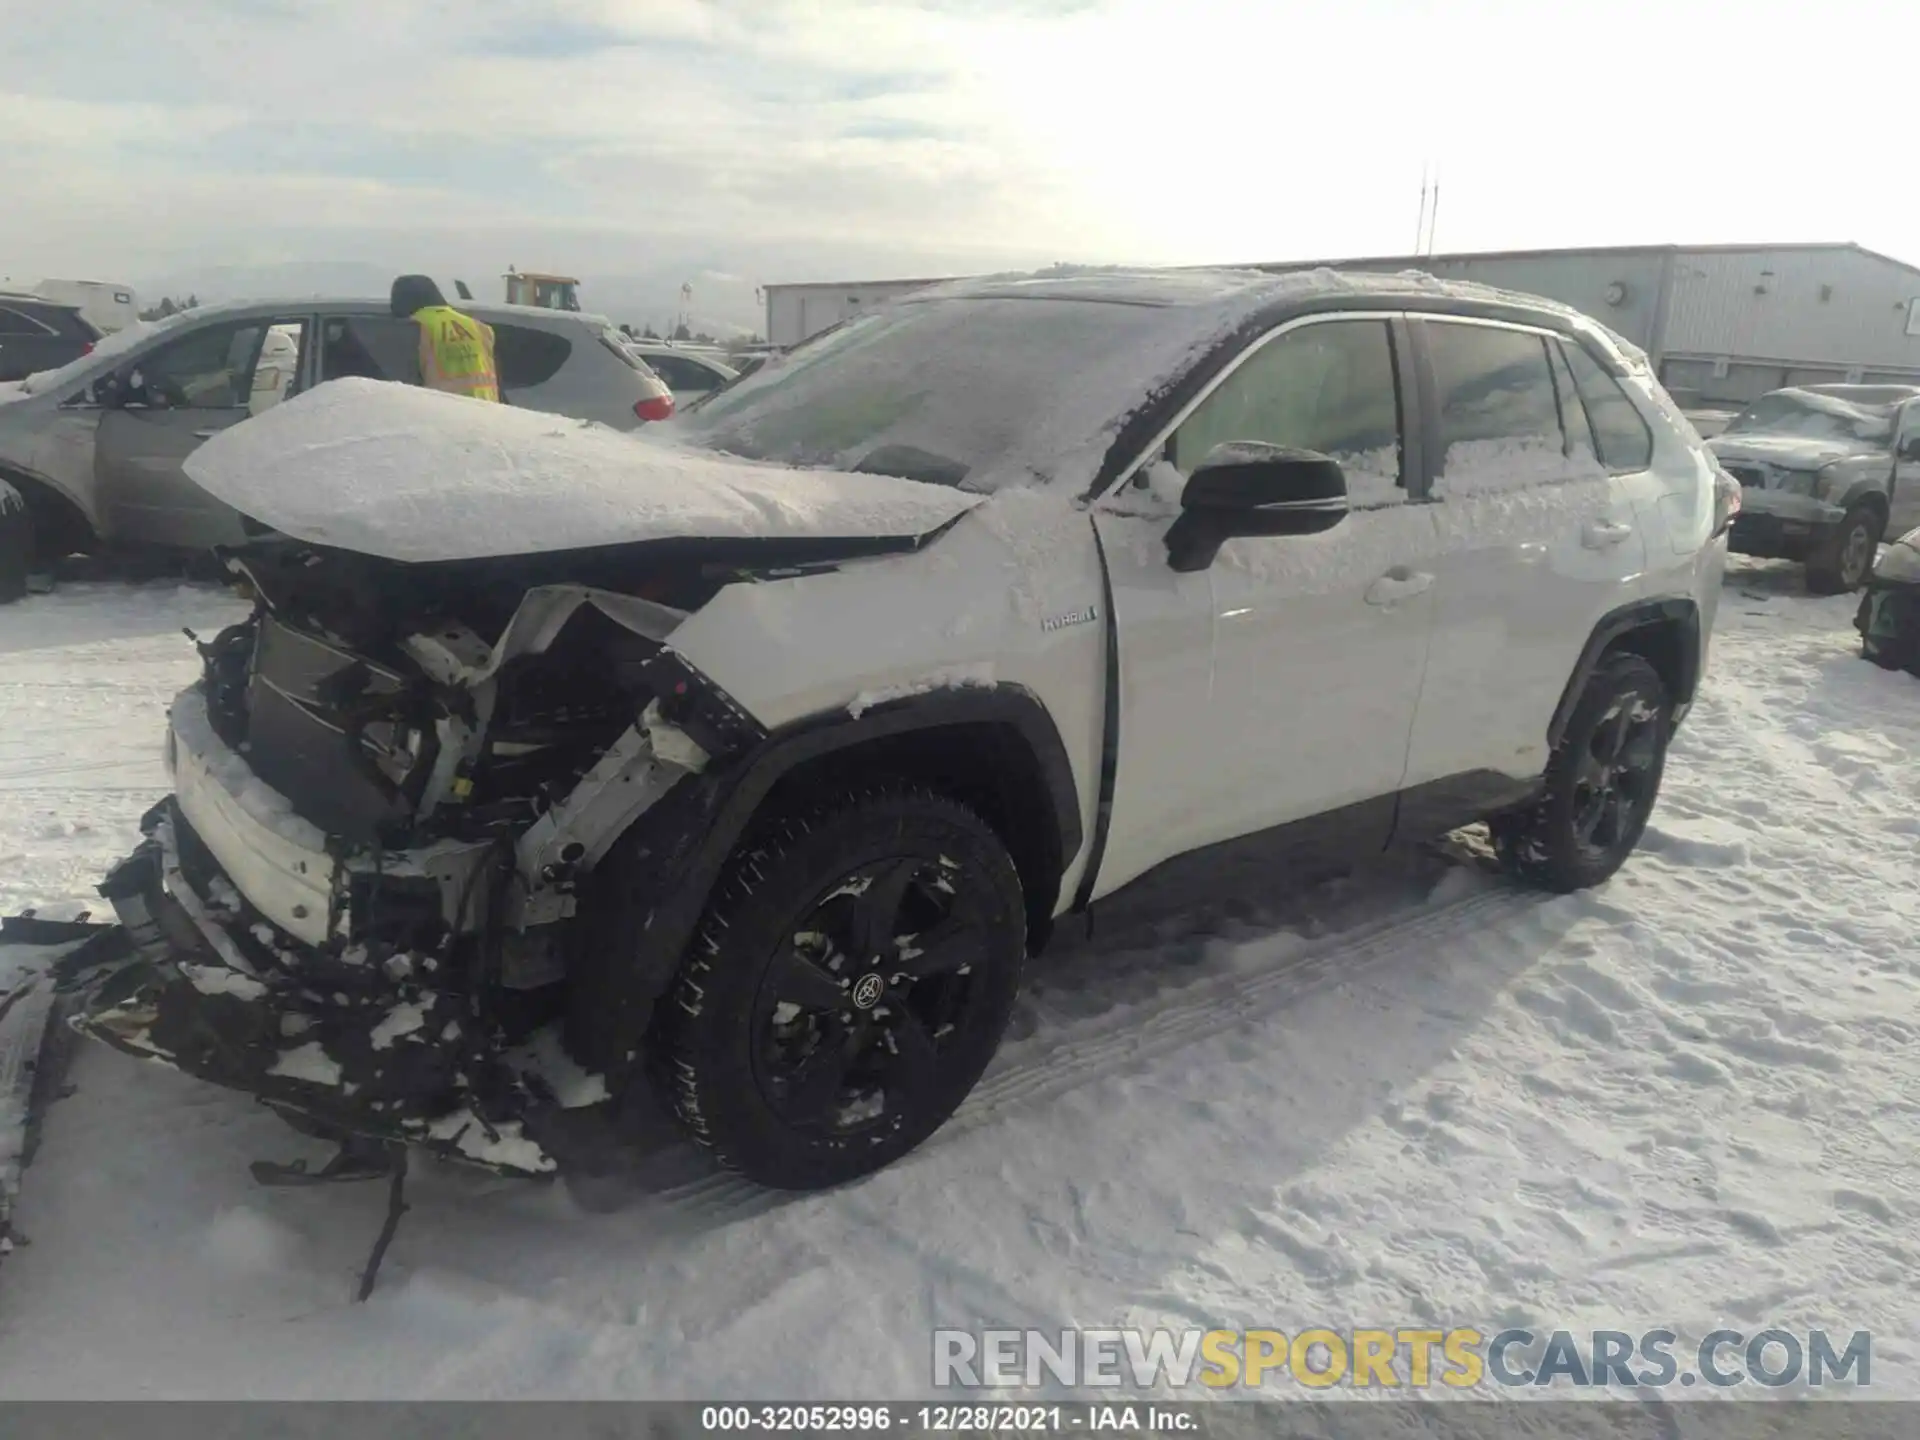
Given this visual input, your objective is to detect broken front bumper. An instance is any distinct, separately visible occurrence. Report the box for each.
[71,805,559,1177]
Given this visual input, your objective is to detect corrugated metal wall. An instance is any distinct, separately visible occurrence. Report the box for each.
[766,281,942,348]
[1331,252,1671,351]
[1663,247,1920,370]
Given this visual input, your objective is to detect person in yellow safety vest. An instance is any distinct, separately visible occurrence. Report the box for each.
[389,274,502,402]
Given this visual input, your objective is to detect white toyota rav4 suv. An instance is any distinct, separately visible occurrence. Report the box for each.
[73,268,1732,1191]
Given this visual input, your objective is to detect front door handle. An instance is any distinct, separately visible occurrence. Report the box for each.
[1582,518,1634,549]
[192,429,220,440]
[1365,567,1435,606]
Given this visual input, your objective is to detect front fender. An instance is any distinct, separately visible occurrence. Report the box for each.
[563,684,1081,1075]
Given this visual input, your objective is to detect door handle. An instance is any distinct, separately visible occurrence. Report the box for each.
[1582,518,1634,548]
[192,429,220,440]
[1365,568,1434,606]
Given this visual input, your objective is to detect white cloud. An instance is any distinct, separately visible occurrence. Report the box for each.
[3,0,1915,294]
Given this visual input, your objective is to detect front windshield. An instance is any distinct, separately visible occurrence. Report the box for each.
[681,296,1179,491]
[1724,391,1893,446]
[20,308,195,396]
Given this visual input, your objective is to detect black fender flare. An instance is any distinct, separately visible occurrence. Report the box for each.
[1548,597,1701,749]
[566,683,1082,1073]
[1829,476,1892,520]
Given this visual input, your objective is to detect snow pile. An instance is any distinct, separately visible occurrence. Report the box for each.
[1437,435,1607,495]
[182,378,985,564]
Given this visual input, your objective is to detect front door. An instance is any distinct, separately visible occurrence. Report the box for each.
[95,315,309,549]
[1088,313,1438,900]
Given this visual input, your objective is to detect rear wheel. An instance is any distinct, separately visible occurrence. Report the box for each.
[1806,504,1883,594]
[1492,653,1671,893]
[657,787,1025,1189]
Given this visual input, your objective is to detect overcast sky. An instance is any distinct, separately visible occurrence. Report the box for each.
[3,0,1914,292]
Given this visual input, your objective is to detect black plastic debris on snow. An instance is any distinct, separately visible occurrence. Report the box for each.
[0,914,128,1266]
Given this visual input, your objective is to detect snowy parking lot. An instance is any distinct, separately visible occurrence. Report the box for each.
[0,560,1916,1399]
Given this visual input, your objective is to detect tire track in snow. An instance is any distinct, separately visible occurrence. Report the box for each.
[634,881,1531,1221]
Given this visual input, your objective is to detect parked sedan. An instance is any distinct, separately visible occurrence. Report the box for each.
[0,298,675,566]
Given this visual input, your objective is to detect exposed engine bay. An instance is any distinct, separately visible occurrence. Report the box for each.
[60,534,883,1179]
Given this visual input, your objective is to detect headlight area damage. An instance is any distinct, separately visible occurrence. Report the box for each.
[63,535,786,1228]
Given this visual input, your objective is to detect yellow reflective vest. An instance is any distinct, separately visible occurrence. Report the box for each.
[412,305,500,402]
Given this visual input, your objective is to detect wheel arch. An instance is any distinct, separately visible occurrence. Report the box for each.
[565,684,1082,1074]
[0,462,96,557]
[1548,598,1701,749]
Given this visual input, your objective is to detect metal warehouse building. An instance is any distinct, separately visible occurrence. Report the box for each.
[765,243,1920,408]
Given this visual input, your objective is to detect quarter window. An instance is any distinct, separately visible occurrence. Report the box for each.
[494,324,571,388]
[1171,319,1403,503]
[1426,322,1567,495]
[1560,341,1654,472]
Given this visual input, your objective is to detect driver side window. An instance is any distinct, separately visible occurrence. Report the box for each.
[1171,319,1404,504]
[127,320,267,410]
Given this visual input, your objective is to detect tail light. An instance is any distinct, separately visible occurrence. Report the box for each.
[634,393,675,423]
[1711,465,1741,538]
[82,342,94,355]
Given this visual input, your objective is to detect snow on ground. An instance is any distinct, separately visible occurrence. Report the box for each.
[0,561,1916,1399]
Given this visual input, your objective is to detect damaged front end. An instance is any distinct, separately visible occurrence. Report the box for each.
[69,537,781,1177]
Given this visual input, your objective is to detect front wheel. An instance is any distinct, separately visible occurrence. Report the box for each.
[1493,653,1671,893]
[656,787,1025,1189]
[1806,505,1883,594]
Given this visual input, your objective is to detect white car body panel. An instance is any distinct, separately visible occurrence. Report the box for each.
[667,491,1112,908]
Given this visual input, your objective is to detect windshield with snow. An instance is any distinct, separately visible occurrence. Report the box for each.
[1724,392,1894,447]
[682,296,1175,491]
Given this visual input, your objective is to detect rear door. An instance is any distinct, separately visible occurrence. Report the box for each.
[94,314,311,548]
[1400,318,1648,801]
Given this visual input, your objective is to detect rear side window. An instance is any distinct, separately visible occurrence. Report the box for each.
[0,307,54,337]
[1426,322,1567,495]
[647,354,723,393]
[320,316,418,383]
[1560,341,1654,472]
[494,324,571,388]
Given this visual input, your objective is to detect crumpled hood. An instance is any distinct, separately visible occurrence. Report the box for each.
[1707,432,1881,470]
[183,377,986,564]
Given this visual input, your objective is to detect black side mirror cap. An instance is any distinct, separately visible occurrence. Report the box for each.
[1165,443,1349,572]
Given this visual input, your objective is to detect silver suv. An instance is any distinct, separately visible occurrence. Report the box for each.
[0,298,675,563]
[1708,384,1920,592]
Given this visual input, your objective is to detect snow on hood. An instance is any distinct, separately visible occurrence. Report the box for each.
[1707,433,1874,467]
[182,378,986,564]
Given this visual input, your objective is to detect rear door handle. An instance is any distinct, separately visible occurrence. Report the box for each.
[1365,568,1434,606]
[192,429,220,440]
[1582,519,1634,548]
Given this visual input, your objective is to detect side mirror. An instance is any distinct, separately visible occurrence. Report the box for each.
[1898,435,1920,464]
[1164,443,1349,573]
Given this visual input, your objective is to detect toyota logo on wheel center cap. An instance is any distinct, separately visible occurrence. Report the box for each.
[850,972,886,1010]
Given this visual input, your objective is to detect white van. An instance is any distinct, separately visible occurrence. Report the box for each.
[33,279,140,335]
